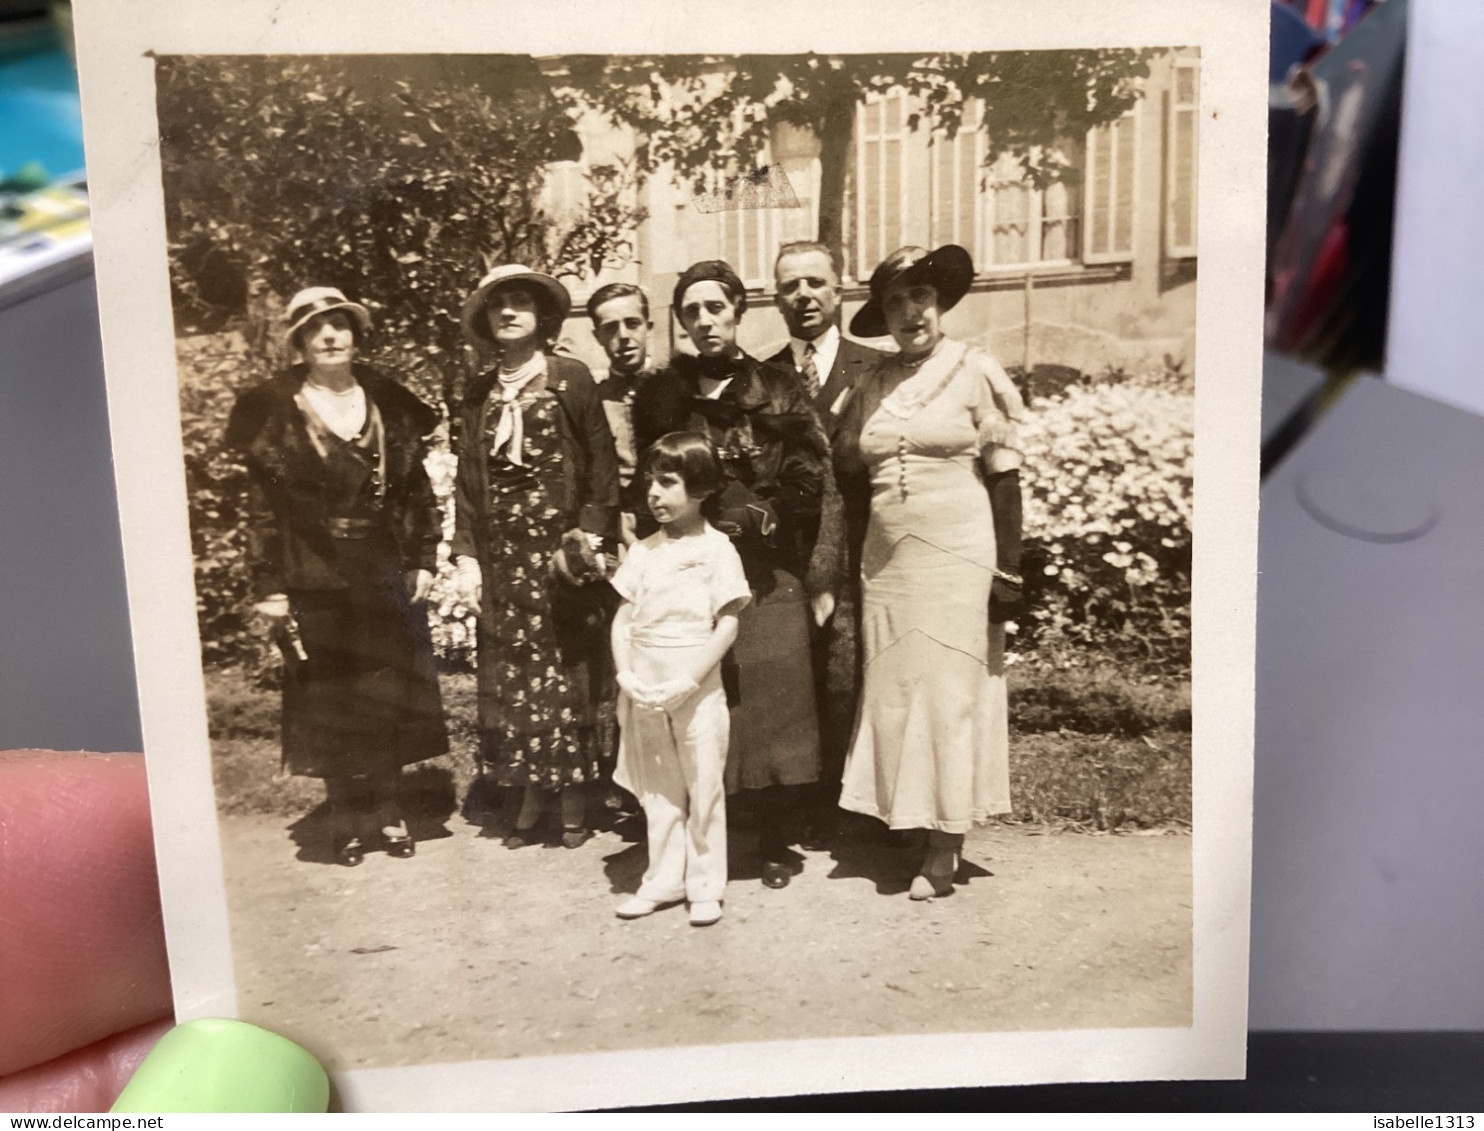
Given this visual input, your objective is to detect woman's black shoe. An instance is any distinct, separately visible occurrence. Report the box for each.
[386,835,415,859]
[504,825,540,849]
[336,838,366,867]
[761,860,791,889]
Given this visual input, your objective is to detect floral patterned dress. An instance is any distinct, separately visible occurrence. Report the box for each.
[473,379,604,790]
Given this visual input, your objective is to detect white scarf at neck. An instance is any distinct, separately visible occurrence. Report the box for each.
[491,353,547,466]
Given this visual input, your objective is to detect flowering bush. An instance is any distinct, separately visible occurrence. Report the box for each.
[178,335,273,670]
[422,445,479,667]
[183,332,1192,679]
[1016,380,1193,675]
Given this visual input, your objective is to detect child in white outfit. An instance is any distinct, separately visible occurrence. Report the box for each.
[610,433,751,926]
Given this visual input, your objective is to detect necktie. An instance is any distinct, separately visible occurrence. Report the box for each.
[801,341,821,398]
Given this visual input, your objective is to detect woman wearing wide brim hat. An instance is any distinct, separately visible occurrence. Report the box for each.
[847,243,975,339]
[460,264,573,352]
[226,285,448,867]
[811,244,1027,901]
[450,263,620,850]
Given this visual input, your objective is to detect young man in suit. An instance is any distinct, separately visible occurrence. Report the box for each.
[766,242,884,833]
[766,241,883,433]
[587,282,657,545]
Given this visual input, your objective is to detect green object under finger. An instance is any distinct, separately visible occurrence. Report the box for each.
[111,1018,330,1113]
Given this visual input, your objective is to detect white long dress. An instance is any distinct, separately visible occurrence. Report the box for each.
[837,339,1024,833]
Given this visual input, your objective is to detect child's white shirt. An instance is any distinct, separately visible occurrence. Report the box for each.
[610,522,751,643]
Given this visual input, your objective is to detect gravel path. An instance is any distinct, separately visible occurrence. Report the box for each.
[217,813,1192,1073]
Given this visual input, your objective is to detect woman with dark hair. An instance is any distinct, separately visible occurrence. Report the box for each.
[631,259,829,890]
[227,286,447,867]
[811,245,1026,901]
[451,264,621,849]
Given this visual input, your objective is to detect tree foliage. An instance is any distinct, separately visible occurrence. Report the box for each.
[556,51,1160,256]
[156,54,645,409]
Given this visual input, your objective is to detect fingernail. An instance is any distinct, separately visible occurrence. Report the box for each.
[111,1018,330,1113]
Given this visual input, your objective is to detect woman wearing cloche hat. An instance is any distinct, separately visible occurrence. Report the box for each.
[225,285,448,867]
[451,264,620,849]
[809,245,1028,901]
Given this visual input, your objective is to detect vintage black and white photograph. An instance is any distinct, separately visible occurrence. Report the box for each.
[75,0,1262,1110]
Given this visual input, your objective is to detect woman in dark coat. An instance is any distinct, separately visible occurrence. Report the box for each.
[451,265,620,849]
[227,286,448,867]
[632,259,829,889]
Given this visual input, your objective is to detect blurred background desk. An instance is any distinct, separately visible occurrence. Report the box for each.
[0,269,139,751]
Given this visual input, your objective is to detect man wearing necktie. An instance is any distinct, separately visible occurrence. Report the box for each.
[765,242,885,833]
[766,242,884,434]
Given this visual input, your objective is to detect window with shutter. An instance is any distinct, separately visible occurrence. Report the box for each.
[1166,60,1199,258]
[1083,112,1138,264]
[929,102,982,255]
[856,91,908,276]
[982,148,1079,270]
[713,152,818,289]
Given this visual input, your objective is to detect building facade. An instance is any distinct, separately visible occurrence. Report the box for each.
[550,50,1199,381]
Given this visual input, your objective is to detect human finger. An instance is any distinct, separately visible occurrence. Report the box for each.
[0,1018,171,1114]
[0,752,172,1078]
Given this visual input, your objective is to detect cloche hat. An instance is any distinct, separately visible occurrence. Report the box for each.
[848,244,975,338]
[671,259,748,318]
[461,264,572,345]
[283,286,372,348]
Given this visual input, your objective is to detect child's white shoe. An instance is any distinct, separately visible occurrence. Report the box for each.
[615,896,664,919]
[688,900,722,927]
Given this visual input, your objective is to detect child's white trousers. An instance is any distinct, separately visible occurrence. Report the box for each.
[614,633,729,903]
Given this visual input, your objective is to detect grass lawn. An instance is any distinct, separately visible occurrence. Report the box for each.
[206,659,1191,831]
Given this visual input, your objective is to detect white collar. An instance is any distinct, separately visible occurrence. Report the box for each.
[697,375,733,399]
[789,324,841,377]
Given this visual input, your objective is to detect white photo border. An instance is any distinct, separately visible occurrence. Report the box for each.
[74,0,1264,1110]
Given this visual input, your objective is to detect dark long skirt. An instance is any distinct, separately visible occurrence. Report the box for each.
[280,536,447,779]
[724,566,822,793]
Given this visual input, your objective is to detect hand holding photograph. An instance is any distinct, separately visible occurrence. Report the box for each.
[72,0,1264,1110]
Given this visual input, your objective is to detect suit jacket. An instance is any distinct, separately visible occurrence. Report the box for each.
[451,353,620,566]
[225,363,441,600]
[765,334,885,434]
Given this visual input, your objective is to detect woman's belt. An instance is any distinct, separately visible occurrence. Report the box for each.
[326,516,382,539]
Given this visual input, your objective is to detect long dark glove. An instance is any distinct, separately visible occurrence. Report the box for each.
[988,468,1024,624]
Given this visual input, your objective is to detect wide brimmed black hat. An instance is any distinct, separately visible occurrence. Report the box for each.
[848,244,975,338]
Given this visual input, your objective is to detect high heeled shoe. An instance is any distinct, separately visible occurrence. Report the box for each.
[909,845,959,900]
[504,824,541,850]
[385,833,415,858]
[336,837,366,868]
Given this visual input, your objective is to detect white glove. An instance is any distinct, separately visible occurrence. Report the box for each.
[254,593,291,625]
[647,676,699,712]
[616,671,648,701]
[405,568,434,603]
[453,557,483,614]
[811,591,836,627]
